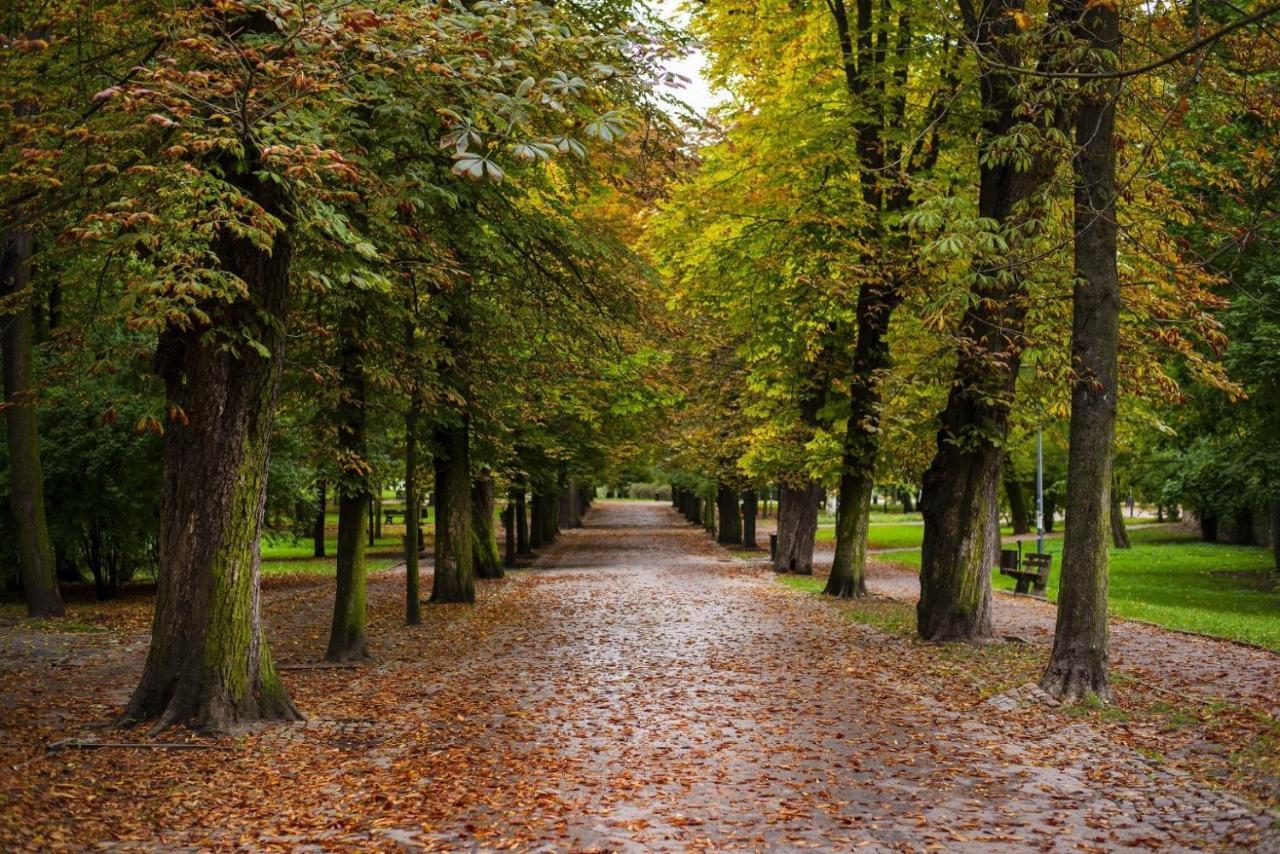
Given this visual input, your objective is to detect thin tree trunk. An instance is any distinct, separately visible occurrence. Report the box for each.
[503,502,516,568]
[529,491,545,549]
[1110,479,1131,550]
[827,277,899,599]
[1006,470,1031,536]
[326,307,370,662]
[741,489,758,550]
[312,480,327,558]
[1042,0,1121,702]
[472,474,503,579]
[404,391,422,626]
[430,421,475,603]
[0,229,63,617]
[716,483,742,545]
[515,488,532,556]
[123,158,298,732]
[774,481,821,574]
[1271,501,1280,575]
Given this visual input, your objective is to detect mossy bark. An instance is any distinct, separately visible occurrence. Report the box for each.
[1042,1,1120,702]
[826,469,873,598]
[1,229,64,618]
[917,0,1060,642]
[430,421,475,603]
[472,474,503,579]
[123,157,299,732]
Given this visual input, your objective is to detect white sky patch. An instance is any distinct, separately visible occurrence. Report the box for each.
[655,0,725,118]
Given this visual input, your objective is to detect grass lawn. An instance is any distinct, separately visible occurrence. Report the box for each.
[871,525,1280,652]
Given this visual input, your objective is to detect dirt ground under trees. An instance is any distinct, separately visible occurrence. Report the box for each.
[1,501,1277,850]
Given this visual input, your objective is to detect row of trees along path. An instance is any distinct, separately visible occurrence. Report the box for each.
[0,501,1275,849]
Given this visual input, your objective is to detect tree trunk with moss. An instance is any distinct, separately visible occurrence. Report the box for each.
[472,474,503,579]
[326,307,371,661]
[917,0,1060,642]
[774,481,821,574]
[122,158,299,732]
[430,421,475,603]
[826,466,873,598]
[1,229,64,618]
[716,483,741,545]
[1042,0,1120,702]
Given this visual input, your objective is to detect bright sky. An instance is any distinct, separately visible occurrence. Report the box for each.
[656,0,723,118]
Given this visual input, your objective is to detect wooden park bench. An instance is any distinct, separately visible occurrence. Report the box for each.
[998,547,1052,597]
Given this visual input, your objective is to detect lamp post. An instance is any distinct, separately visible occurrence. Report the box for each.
[1036,426,1045,555]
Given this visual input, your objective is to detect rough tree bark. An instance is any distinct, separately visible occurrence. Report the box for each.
[430,421,475,604]
[403,390,422,626]
[1,229,64,617]
[326,307,370,661]
[122,154,299,731]
[716,483,742,545]
[1042,0,1120,702]
[530,491,546,549]
[515,488,532,557]
[1271,501,1280,575]
[312,480,327,558]
[1005,468,1031,536]
[741,489,759,550]
[472,474,503,579]
[826,281,900,598]
[774,482,822,574]
[918,0,1061,641]
[1109,479,1131,550]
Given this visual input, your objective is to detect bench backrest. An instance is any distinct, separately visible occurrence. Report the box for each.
[1023,552,1052,570]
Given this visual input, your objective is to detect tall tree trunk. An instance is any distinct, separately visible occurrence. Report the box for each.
[312,480,327,558]
[827,278,900,599]
[688,491,703,526]
[326,307,370,662]
[918,0,1060,642]
[503,502,516,568]
[1006,469,1031,536]
[704,487,716,536]
[774,481,822,574]
[529,491,546,549]
[741,489,759,549]
[1042,0,1120,702]
[826,468,874,598]
[1271,501,1280,575]
[123,159,298,731]
[403,390,422,626]
[472,474,503,579]
[430,421,475,603]
[716,483,742,545]
[0,229,63,617]
[1109,479,1131,550]
[515,488,531,556]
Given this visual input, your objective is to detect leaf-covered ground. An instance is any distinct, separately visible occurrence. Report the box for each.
[1,501,1276,850]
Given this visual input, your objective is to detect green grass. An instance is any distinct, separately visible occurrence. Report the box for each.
[877,525,1280,652]
[261,532,408,576]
